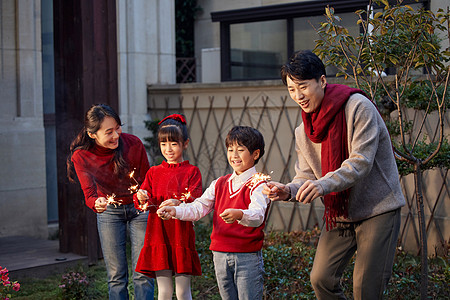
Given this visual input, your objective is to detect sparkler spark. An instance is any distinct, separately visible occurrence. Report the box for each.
[128,169,141,194]
[246,172,272,188]
[106,193,123,207]
[178,188,192,202]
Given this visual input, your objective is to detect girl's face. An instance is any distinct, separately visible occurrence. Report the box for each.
[88,116,122,149]
[227,142,260,175]
[160,139,188,164]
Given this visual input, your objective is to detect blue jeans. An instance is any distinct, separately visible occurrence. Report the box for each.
[212,251,264,300]
[97,203,154,300]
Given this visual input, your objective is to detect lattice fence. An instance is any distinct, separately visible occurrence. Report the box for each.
[147,84,449,254]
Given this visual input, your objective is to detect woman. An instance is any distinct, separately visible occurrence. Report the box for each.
[67,104,154,299]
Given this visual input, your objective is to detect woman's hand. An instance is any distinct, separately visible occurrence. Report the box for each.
[262,182,290,201]
[136,189,149,205]
[219,209,243,224]
[157,206,176,220]
[159,199,181,208]
[296,180,323,204]
[95,197,108,213]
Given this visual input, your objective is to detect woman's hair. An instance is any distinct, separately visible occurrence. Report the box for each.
[225,126,265,164]
[280,50,326,85]
[66,104,128,182]
[157,114,189,144]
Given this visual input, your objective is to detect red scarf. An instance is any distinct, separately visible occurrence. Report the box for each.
[302,84,366,230]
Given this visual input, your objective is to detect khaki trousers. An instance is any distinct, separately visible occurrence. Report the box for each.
[310,208,401,300]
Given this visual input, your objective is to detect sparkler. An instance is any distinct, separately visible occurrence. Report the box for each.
[128,169,140,194]
[246,171,273,188]
[178,188,192,202]
[106,193,123,207]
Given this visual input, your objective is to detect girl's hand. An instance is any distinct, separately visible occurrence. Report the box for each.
[137,189,149,205]
[219,209,243,224]
[263,182,290,201]
[157,206,176,220]
[159,199,181,208]
[95,197,108,213]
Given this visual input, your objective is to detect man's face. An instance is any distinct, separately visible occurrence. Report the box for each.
[286,75,327,113]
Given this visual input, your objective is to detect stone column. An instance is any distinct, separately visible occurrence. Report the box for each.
[0,0,48,238]
[116,0,176,143]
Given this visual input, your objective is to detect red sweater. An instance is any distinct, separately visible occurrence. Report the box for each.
[134,160,203,277]
[71,133,150,211]
[210,174,267,253]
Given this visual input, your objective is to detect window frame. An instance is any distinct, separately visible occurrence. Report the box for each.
[211,0,428,82]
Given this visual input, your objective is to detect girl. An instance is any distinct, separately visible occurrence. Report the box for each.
[67,104,154,299]
[134,114,202,300]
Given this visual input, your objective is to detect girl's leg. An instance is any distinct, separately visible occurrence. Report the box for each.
[96,206,129,300]
[127,204,154,299]
[174,274,192,300]
[212,251,238,300]
[310,224,357,300]
[352,209,401,300]
[155,270,174,300]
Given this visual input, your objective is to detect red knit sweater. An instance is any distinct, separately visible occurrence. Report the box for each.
[210,174,267,253]
[134,160,203,277]
[71,133,150,211]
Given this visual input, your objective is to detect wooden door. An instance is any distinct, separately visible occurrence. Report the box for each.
[54,0,118,264]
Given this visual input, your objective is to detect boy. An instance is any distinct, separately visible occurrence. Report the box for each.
[157,125,270,300]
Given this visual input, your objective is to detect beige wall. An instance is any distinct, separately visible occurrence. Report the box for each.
[147,78,449,255]
[0,0,48,238]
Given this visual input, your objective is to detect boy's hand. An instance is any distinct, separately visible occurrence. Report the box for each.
[263,182,290,201]
[95,197,107,213]
[159,198,181,208]
[157,206,176,220]
[137,189,149,205]
[219,209,243,224]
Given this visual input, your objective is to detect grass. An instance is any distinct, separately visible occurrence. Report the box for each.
[9,222,449,299]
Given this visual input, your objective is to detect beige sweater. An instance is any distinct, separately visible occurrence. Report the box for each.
[287,93,406,222]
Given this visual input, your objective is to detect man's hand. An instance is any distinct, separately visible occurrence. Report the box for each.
[296,180,323,204]
[262,182,290,201]
[219,209,243,224]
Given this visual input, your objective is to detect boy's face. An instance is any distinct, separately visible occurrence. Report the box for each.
[286,75,327,113]
[227,142,260,175]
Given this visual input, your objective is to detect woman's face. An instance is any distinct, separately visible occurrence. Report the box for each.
[88,116,122,149]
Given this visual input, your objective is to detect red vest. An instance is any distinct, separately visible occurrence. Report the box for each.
[209,174,266,252]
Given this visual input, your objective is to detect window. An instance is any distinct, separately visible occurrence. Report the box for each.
[211,0,428,81]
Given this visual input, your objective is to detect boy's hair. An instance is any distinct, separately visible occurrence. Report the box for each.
[225,126,265,164]
[158,117,189,143]
[280,50,326,85]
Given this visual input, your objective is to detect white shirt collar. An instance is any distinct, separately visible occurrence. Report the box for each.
[228,166,257,184]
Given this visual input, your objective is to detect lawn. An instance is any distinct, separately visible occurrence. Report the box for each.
[7,222,449,299]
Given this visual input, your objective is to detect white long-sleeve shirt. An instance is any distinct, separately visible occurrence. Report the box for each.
[174,166,270,227]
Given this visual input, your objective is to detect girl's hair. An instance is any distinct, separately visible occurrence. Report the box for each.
[66,104,128,182]
[225,126,265,164]
[157,114,189,144]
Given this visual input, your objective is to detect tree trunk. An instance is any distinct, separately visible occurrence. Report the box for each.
[414,163,428,299]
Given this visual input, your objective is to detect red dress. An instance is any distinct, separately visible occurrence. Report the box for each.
[134,160,203,277]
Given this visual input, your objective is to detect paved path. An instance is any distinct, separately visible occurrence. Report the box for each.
[0,236,88,279]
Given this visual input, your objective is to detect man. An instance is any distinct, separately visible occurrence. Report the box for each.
[264,50,405,299]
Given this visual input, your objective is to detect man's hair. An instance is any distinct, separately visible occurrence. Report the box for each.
[225,126,265,164]
[280,50,326,85]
